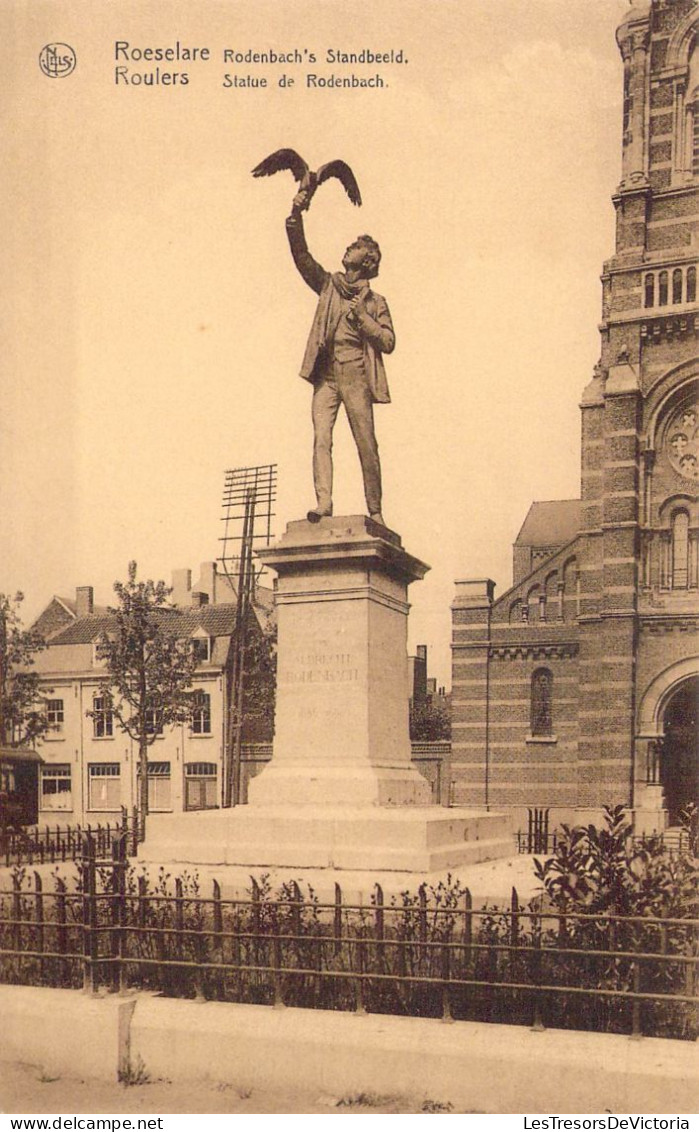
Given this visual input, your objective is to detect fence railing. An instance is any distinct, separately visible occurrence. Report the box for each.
[0,808,141,867]
[515,809,693,857]
[1,834,696,1042]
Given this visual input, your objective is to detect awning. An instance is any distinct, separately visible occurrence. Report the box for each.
[0,746,45,765]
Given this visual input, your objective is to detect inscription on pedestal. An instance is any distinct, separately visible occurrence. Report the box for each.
[280,651,360,686]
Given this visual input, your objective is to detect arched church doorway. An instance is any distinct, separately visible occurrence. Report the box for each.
[660,676,698,825]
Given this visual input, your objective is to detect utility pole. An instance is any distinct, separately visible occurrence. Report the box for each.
[218,464,277,807]
[0,601,7,747]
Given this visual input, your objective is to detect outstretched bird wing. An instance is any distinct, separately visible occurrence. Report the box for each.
[316,160,362,206]
[251,148,309,183]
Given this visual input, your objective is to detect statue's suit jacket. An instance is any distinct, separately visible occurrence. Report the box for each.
[286,212,395,404]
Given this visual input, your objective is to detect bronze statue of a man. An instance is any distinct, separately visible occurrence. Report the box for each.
[286,186,395,527]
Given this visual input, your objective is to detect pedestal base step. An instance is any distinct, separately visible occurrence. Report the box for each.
[140,805,512,874]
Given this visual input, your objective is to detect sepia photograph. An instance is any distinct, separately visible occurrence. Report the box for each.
[1,0,697,1119]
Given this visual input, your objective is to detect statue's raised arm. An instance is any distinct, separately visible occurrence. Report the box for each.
[252,151,393,530]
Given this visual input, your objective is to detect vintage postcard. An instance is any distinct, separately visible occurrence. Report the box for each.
[2,0,697,1119]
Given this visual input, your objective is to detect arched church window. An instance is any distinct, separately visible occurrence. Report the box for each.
[658,271,668,307]
[527,588,540,623]
[665,397,699,484]
[687,267,696,304]
[671,511,690,589]
[644,274,654,308]
[672,269,683,304]
[693,92,699,176]
[530,668,553,737]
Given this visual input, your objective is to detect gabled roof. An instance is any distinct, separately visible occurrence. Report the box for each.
[47,604,240,646]
[47,615,118,645]
[514,500,581,548]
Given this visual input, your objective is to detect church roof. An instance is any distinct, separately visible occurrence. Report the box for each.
[514,500,581,548]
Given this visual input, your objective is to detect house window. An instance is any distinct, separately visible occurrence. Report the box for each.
[672,268,683,304]
[687,267,696,304]
[644,273,654,308]
[671,511,690,589]
[191,637,211,663]
[46,699,64,733]
[145,709,164,736]
[93,695,113,738]
[191,691,211,735]
[530,669,553,737]
[41,765,72,811]
[145,761,171,811]
[184,762,218,810]
[658,271,668,306]
[88,763,120,810]
[92,635,109,667]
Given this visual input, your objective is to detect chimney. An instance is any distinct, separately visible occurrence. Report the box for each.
[171,568,192,607]
[76,586,94,618]
[197,562,217,605]
[191,591,209,608]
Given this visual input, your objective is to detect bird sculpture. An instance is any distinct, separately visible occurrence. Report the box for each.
[251,148,362,209]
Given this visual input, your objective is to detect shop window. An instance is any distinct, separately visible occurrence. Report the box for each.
[41,765,72,811]
[146,761,171,811]
[184,762,218,810]
[88,763,120,810]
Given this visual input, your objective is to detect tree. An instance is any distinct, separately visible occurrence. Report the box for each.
[93,562,198,836]
[0,591,49,747]
[409,698,451,742]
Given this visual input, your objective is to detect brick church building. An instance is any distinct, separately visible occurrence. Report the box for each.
[451,0,698,834]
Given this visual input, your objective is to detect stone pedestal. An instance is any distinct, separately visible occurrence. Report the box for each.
[247,515,433,807]
[141,516,512,880]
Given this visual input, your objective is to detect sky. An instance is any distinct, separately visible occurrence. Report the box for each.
[2,0,630,685]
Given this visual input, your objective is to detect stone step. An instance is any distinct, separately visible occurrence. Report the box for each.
[141,806,512,874]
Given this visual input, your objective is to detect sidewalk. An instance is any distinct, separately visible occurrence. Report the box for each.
[0,1059,471,1115]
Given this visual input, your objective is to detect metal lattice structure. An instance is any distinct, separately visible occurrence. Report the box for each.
[218,464,277,807]
[218,464,277,585]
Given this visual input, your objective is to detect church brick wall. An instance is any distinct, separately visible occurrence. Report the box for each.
[450,0,697,831]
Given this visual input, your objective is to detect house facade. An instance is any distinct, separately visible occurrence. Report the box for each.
[451,0,698,833]
[30,563,275,826]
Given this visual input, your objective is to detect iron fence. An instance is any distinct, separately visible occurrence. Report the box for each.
[0,834,696,1041]
[515,809,693,857]
[0,808,141,867]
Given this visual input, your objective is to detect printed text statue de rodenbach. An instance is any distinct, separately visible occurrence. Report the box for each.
[252,149,395,528]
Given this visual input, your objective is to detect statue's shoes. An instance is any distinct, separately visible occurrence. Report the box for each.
[307,507,332,523]
[369,512,386,527]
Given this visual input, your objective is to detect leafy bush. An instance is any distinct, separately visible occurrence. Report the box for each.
[534,804,697,918]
